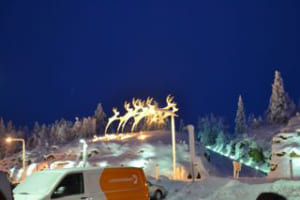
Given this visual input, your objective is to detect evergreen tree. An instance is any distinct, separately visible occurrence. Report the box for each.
[94,103,106,135]
[0,118,5,135]
[197,114,227,146]
[179,119,185,134]
[248,141,264,163]
[38,124,47,146]
[267,70,293,124]
[6,120,14,133]
[28,122,41,149]
[235,95,246,134]
[215,131,226,147]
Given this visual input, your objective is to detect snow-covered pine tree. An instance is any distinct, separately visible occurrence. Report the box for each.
[56,120,67,143]
[179,119,185,134]
[267,70,294,124]
[38,124,47,146]
[94,103,106,135]
[27,122,40,149]
[215,131,226,148]
[197,114,226,146]
[235,95,246,134]
[0,118,5,135]
[6,120,14,133]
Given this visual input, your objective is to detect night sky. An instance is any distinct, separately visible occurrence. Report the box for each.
[1,1,300,128]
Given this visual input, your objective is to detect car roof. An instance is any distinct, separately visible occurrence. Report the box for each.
[39,166,141,175]
[40,167,102,174]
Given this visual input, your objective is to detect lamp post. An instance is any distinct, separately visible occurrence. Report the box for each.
[171,115,177,179]
[79,139,88,167]
[6,137,26,179]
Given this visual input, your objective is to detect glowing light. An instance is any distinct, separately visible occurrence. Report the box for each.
[98,161,108,168]
[91,132,151,142]
[79,139,86,144]
[137,134,149,141]
[105,95,178,135]
[6,137,12,143]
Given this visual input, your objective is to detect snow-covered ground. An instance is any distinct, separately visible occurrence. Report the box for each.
[3,129,300,200]
[152,177,300,200]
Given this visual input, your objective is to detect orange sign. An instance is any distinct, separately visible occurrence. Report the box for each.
[100,168,149,200]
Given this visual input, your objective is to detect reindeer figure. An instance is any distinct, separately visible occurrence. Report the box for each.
[121,98,145,133]
[131,98,153,132]
[145,98,160,126]
[161,95,178,119]
[116,101,136,133]
[105,95,178,134]
[105,108,120,135]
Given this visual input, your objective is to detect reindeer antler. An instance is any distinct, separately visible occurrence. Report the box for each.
[166,95,174,104]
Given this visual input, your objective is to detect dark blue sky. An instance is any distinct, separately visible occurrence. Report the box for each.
[1,1,300,128]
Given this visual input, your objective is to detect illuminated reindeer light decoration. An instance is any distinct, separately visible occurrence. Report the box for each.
[161,95,178,119]
[116,100,136,133]
[105,95,178,134]
[104,108,120,136]
[131,97,155,132]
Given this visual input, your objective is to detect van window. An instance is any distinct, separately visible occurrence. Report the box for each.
[51,173,84,199]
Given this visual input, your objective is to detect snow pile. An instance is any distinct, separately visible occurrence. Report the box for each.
[269,131,300,179]
[156,177,300,200]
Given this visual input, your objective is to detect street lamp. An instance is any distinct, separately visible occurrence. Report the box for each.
[79,139,88,167]
[6,137,26,179]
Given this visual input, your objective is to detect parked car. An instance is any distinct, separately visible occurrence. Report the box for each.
[13,167,149,200]
[256,192,287,200]
[148,181,168,200]
[0,171,13,200]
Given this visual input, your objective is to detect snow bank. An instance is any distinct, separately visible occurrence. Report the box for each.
[158,177,300,200]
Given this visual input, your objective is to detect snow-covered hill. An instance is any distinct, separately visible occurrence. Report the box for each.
[2,131,211,181]
[2,130,266,182]
[247,115,300,150]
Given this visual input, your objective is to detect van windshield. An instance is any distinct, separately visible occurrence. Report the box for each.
[14,172,63,195]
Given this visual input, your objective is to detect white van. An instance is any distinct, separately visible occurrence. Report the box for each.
[13,167,149,200]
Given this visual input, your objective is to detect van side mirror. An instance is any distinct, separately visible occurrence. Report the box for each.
[52,186,66,198]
